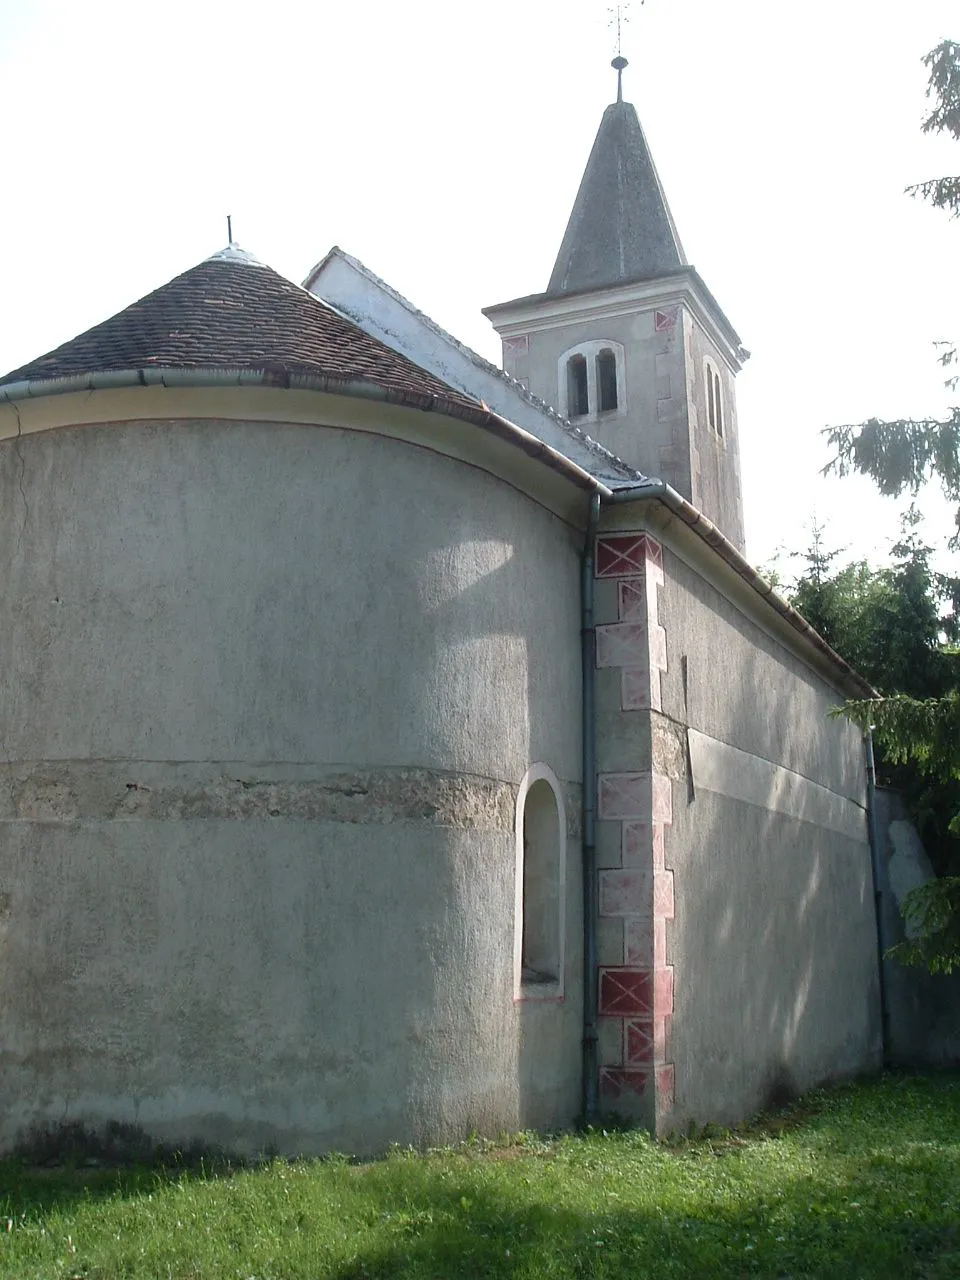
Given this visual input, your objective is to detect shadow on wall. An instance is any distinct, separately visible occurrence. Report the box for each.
[664,640,882,1125]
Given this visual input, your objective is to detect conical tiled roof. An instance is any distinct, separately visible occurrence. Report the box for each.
[547,99,686,295]
[0,247,481,417]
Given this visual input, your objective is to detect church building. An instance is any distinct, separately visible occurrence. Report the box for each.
[0,64,881,1154]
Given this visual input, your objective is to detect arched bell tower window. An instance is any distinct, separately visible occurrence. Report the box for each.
[514,764,566,1000]
[567,354,589,418]
[706,359,724,437]
[597,349,618,412]
[557,340,626,421]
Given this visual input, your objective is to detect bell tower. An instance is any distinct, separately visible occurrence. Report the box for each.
[483,58,749,551]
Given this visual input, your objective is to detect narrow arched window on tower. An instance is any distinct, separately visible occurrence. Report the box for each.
[597,348,618,412]
[713,369,724,437]
[567,355,589,418]
[706,361,717,432]
[706,360,724,437]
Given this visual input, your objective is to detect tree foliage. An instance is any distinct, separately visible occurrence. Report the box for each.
[824,415,960,548]
[788,519,960,881]
[886,875,960,974]
[907,39,960,217]
[810,40,960,973]
[790,514,959,702]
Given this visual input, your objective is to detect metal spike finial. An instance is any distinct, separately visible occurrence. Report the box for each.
[608,4,635,102]
[611,55,628,103]
[227,214,233,246]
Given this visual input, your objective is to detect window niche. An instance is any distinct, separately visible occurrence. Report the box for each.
[558,341,625,420]
[597,348,618,412]
[567,354,589,418]
[706,360,724,437]
[514,764,566,999]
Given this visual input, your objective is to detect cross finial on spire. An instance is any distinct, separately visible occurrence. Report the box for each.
[608,4,633,103]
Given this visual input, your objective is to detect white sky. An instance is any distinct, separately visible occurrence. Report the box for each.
[1,0,957,575]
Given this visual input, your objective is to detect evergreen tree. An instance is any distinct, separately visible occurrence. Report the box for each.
[818,40,960,972]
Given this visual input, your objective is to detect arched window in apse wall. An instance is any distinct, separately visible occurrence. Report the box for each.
[515,765,566,998]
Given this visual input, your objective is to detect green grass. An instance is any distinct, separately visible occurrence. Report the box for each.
[0,1072,958,1279]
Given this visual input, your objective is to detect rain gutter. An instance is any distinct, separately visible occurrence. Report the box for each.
[0,366,605,496]
[865,729,890,1064]
[605,479,877,700]
[580,492,601,1126]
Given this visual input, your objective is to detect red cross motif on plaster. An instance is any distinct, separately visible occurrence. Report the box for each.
[651,823,665,869]
[592,528,674,1124]
[626,1019,654,1064]
[618,578,648,623]
[655,965,675,1016]
[654,870,675,919]
[622,821,644,865]
[625,917,649,966]
[599,869,651,918]
[654,308,679,332]
[621,666,652,711]
[596,623,648,670]
[598,773,649,821]
[503,334,529,354]
[599,1066,650,1099]
[599,967,653,1017]
[653,917,667,967]
[596,534,649,578]
[652,774,673,825]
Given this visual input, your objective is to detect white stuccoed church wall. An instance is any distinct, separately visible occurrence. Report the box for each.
[589,512,882,1131]
[0,409,584,1155]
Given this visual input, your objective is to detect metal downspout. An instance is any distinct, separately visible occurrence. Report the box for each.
[865,729,890,1064]
[581,492,601,1124]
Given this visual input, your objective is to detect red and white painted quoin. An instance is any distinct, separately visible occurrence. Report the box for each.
[594,532,675,1119]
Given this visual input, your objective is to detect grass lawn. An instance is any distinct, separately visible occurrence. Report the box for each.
[0,1072,957,1279]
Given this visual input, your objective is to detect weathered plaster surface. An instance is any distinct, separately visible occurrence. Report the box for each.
[592,531,675,1126]
[0,416,584,1155]
[1,763,517,829]
[656,544,880,1127]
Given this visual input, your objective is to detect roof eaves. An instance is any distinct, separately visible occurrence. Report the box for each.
[484,266,747,364]
[305,247,642,481]
[0,366,603,495]
[609,480,877,700]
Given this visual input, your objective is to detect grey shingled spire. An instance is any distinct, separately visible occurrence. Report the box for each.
[547,81,687,296]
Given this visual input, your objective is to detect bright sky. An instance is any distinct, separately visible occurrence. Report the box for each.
[1,0,957,575]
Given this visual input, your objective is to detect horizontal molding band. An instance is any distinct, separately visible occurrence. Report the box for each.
[687,729,866,842]
[0,762,521,831]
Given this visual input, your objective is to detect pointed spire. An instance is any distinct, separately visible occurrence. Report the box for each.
[547,85,687,296]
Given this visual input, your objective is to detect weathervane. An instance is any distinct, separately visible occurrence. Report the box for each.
[608,3,638,102]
